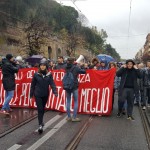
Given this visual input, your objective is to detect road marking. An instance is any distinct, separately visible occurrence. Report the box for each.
[7,144,21,150]
[35,114,61,132]
[7,114,63,150]
[27,116,67,150]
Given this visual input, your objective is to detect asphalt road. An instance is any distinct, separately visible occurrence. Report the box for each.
[0,95,149,150]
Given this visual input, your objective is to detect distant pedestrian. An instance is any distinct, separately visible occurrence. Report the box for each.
[98,60,109,70]
[116,59,142,120]
[89,57,100,70]
[30,60,58,134]
[142,60,150,110]
[0,54,19,116]
[109,62,119,110]
[55,56,66,70]
[63,57,86,122]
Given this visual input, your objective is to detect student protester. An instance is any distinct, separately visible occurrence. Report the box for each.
[133,62,141,107]
[48,60,56,70]
[89,57,100,70]
[142,60,150,110]
[55,56,66,70]
[64,57,86,122]
[83,63,89,69]
[30,60,58,134]
[99,60,109,70]
[109,62,120,110]
[0,54,19,115]
[116,59,142,120]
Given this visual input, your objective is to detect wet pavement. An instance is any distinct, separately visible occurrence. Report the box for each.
[0,104,150,137]
[0,94,149,150]
[146,108,150,124]
[0,108,37,135]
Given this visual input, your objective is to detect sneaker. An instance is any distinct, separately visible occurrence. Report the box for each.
[38,125,43,134]
[127,115,135,121]
[0,110,10,116]
[117,112,121,117]
[66,117,72,121]
[72,118,81,122]
[142,106,146,110]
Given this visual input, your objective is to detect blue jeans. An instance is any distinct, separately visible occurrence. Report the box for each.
[2,90,14,111]
[66,89,78,118]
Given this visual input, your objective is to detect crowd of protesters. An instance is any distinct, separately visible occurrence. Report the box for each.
[0,54,150,133]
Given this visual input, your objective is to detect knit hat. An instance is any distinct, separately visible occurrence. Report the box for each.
[126,59,135,65]
[39,60,48,69]
[6,54,13,60]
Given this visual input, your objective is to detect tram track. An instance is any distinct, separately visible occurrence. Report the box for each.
[0,110,63,138]
[139,107,150,150]
[0,113,38,138]
[65,115,93,150]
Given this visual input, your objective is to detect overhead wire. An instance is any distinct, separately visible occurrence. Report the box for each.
[126,0,132,57]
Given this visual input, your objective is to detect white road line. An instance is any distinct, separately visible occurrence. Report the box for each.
[7,144,22,150]
[35,114,61,132]
[27,116,67,150]
[7,114,62,150]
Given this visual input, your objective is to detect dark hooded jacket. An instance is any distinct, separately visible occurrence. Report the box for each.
[2,59,19,91]
[116,67,142,96]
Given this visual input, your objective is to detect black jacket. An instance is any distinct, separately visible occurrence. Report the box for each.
[2,60,19,91]
[65,64,86,91]
[116,67,142,96]
[30,72,57,98]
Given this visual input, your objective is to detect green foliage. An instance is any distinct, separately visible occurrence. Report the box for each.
[0,0,121,59]
[104,44,121,61]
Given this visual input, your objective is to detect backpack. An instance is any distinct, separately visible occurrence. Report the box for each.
[62,66,75,90]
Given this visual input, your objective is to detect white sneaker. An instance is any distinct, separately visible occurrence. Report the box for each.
[38,125,43,134]
[142,106,146,110]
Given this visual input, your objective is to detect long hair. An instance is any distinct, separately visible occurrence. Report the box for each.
[108,62,117,69]
[38,67,49,75]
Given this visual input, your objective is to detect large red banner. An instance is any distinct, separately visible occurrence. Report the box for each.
[0,68,116,115]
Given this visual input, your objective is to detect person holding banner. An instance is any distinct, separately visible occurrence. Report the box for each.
[116,59,142,121]
[63,57,86,122]
[0,54,19,116]
[30,60,58,134]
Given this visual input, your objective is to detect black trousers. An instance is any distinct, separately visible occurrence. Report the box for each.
[35,96,48,125]
[118,88,134,116]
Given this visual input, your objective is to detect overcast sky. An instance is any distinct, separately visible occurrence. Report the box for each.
[56,0,150,59]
